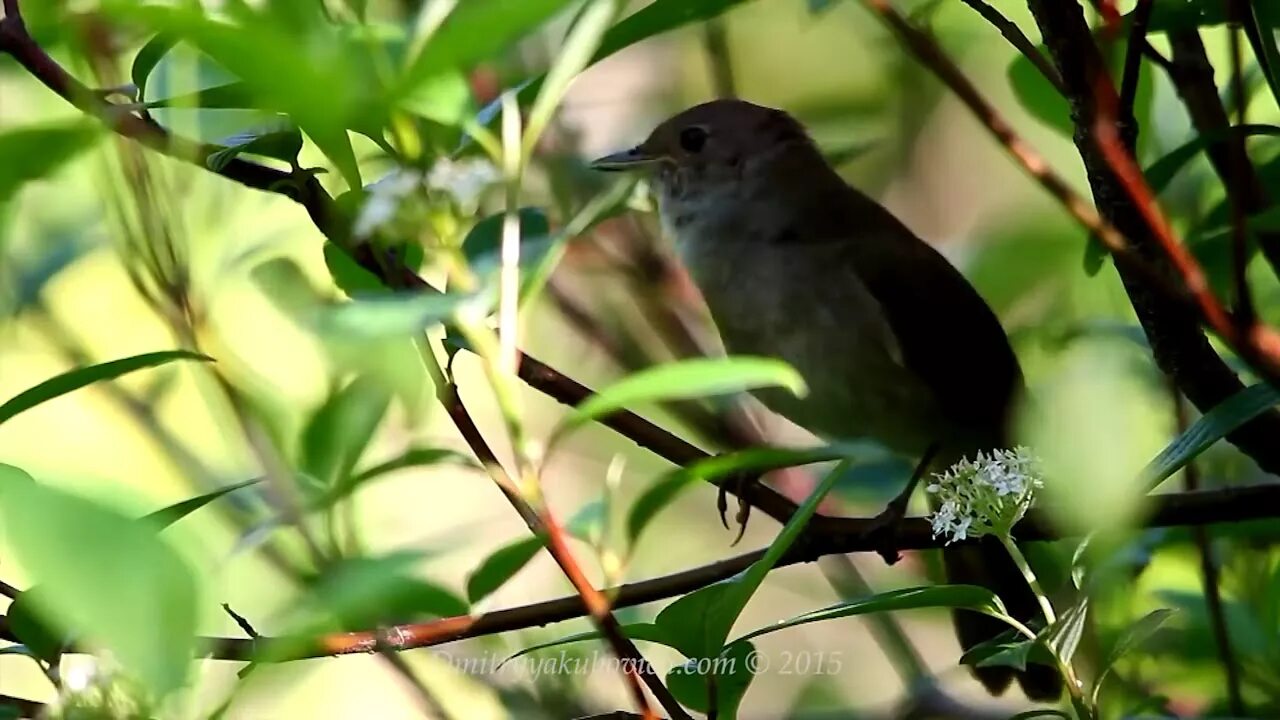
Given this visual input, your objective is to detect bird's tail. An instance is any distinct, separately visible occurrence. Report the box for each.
[927,437,1062,701]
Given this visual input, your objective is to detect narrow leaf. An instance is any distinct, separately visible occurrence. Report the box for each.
[143,478,262,529]
[1139,382,1280,490]
[734,586,1010,645]
[499,623,675,668]
[313,291,482,339]
[1095,608,1176,693]
[1145,124,1280,193]
[131,34,178,95]
[554,357,806,444]
[667,639,757,716]
[0,350,211,426]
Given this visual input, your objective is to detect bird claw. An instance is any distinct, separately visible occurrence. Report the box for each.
[717,474,753,546]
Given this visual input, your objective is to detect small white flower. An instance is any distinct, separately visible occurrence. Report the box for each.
[427,157,499,208]
[926,446,1045,544]
[354,169,424,237]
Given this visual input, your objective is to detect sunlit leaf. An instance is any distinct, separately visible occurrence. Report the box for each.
[0,350,211,426]
[0,122,101,205]
[206,123,304,171]
[143,478,262,529]
[6,589,63,664]
[553,357,806,444]
[0,483,198,696]
[313,290,482,339]
[328,447,475,505]
[287,551,467,633]
[130,34,178,96]
[400,70,474,126]
[1042,597,1088,664]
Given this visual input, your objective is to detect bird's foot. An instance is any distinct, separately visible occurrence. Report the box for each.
[862,497,910,566]
[717,473,753,546]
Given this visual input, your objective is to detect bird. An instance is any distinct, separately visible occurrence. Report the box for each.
[590,98,1060,700]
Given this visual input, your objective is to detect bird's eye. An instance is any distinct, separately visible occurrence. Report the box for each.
[679,126,709,153]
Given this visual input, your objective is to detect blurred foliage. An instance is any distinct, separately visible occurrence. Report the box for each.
[1,0,1280,718]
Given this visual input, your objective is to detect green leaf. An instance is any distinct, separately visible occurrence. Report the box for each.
[0,350,211,426]
[400,71,474,127]
[130,34,178,96]
[466,536,544,604]
[499,623,676,668]
[0,482,198,696]
[142,81,257,110]
[313,290,482,339]
[207,123,304,172]
[1042,597,1088,665]
[1248,3,1280,105]
[1128,2,1280,33]
[0,122,101,205]
[1145,124,1280,193]
[287,551,467,633]
[522,0,621,154]
[734,586,1010,646]
[300,375,392,488]
[323,244,388,297]
[143,478,262,529]
[553,357,806,444]
[397,0,576,102]
[1095,608,1175,693]
[6,589,64,664]
[626,444,872,545]
[961,637,1034,671]
[667,639,757,716]
[566,499,607,544]
[1007,52,1071,136]
[1139,382,1280,490]
[327,448,474,505]
[464,0,755,143]
[462,208,551,267]
[1007,711,1072,720]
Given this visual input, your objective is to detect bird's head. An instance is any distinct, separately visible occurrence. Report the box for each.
[590,99,818,222]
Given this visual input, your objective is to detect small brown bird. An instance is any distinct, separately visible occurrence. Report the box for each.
[592,99,1059,700]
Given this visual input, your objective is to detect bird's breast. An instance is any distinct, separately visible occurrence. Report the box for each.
[674,227,946,454]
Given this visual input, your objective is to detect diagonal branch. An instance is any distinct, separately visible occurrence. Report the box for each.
[956,0,1063,94]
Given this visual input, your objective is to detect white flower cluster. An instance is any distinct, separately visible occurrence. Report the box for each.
[926,446,1044,544]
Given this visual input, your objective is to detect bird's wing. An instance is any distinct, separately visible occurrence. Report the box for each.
[835,204,1023,444]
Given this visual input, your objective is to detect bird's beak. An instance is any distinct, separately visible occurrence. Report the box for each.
[589,146,663,172]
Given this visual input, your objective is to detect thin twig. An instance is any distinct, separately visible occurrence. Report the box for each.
[701,18,737,99]
[1118,0,1153,113]
[220,604,260,639]
[1173,392,1246,716]
[1226,0,1253,324]
[956,0,1063,94]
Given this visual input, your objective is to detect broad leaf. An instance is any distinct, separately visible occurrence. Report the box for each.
[131,34,179,96]
[0,482,198,696]
[6,589,64,664]
[286,552,467,634]
[462,207,551,270]
[323,244,388,297]
[312,290,482,338]
[553,357,806,444]
[207,123,304,172]
[1139,382,1280,490]
[466,536,544,604]
[0,122,101,205]
[0,350,211,426]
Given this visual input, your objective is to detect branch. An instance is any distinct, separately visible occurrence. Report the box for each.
[956,0,1063,95]
[157,483,1280,661]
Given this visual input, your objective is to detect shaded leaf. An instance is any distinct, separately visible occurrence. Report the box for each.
[466,536,544,604]
[1095,608,1176,691]
[401,71,474,126]
[554,357,806,443]
[667,640,757,716]
[1042,597,1089,665]
[0,350,211,426]
[6,589,63,664]
[288,551,466,633]
[462,207,551,267]
[0,122,101,205]
[207,123,304,172]
[323,244,388,297]
[1008,712,1072,720]
[130,34,178,96]
[326,448,475,506]
[1145,125,1280,194]
[0,483,198,696]
[1139,382,1280,490]
[143,477,262,529]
